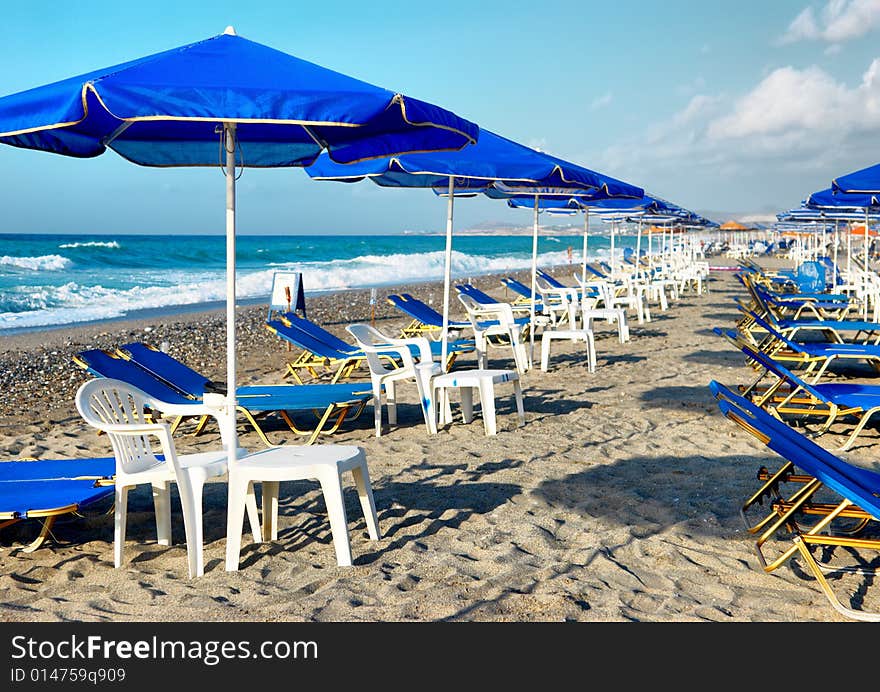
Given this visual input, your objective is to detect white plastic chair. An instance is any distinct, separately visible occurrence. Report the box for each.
[599,278,650,324]
[578,292,630,344]
[533,276,577,327]
[75,378,259,578]
[346,323,440,436]
[457,292,530,374]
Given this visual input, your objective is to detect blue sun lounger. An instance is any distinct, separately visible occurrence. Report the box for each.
[536,269,604,299]
[387,293,471,338]
[267,311,475,381]
[0,457,115,552]
[499,277,534,301]
[717,327,880,450]
[75,347,373,446]
[454,284,533,319]
[738,279,880,345]
[755,306,880,346]
[740,309,880,382]
[710,380,880,622]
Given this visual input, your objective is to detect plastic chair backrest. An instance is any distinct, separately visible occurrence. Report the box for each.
[75,378,170,478]
[347,324,416,377]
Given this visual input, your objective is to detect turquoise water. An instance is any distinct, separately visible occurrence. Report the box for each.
[0,232,635,333]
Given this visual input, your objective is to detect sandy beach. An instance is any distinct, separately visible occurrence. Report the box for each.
[1,259,877,623]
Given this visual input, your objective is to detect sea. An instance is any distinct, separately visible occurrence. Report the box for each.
[0,232,635,335]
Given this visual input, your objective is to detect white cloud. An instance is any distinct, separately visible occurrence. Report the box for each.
[588,57,880,214]
[590,92,613,110]
[708,59,880,140]
[675,95,721,125]
[781,0,880,44]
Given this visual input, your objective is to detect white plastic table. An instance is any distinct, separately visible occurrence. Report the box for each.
[225,444,380,571]
[431,368,525,436]
[540,328,596,373]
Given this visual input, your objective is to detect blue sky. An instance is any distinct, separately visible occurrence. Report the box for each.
[3,0,880,234]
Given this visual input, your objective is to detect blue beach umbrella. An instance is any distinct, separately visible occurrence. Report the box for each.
[0,27,479,500]
[307,129,643,368]
[833,163,880,195]
[806,187,880,293]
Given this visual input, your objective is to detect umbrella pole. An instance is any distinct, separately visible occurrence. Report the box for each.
[441,176,455,373]
[529,195,539,369]
[847,224,852,283]
[866,208,870,320]
[224,123,239,454]
[610,220,616,275]
[833,220,839,292]
[636,218,643,275]
[581,209,589,290]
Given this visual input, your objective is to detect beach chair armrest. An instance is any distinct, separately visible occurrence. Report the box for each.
[89,421,168,435]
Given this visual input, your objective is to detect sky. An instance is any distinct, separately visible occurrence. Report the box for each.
[3,0,880,235]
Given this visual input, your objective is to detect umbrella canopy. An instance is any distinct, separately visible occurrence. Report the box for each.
[720,220,750,231]
[806,188,880,210]
[308,129,641,197]
[0,28,478,165]
[0,27,480,532]
[833,163,880,194]
[307,128,643,369]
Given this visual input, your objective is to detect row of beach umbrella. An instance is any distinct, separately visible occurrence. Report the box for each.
[0,27,697,457]
[774,164,880,300]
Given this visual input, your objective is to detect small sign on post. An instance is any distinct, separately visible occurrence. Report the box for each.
[269,271,307,320]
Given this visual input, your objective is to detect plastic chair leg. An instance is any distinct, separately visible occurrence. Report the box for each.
[371,383,382,438]
[224,476,250,572]
[114,486,129,569]
[540,335,551,372]
[350,462,380,541]
[513,341,529,374]
[460,387,475,423]
[586,332,597,373]
[385,380,397,425]
[177,474,205,579]
[477,379,497,435]
[261,480,280,541]
[317,471,353,567]
[245,489,261,543]
[513,381,526,427]
[152,480,171,547]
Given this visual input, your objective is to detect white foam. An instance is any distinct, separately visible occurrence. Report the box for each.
[0,254,72,271]
[57,241,121,249]
[264,249,580,293]
[0,247,612,331]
